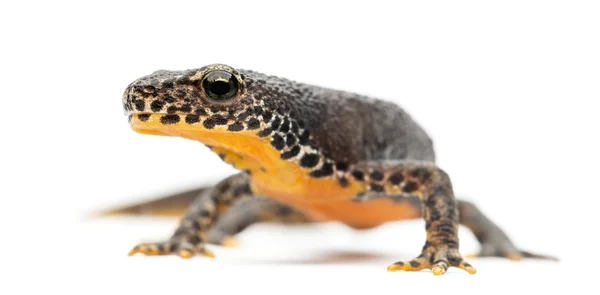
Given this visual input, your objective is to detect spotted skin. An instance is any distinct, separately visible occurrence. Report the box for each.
[120,64,556,274]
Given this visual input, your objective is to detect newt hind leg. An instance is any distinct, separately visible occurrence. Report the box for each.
[206,197,312,247]
[458,200,557,261]
[128,173,252,259]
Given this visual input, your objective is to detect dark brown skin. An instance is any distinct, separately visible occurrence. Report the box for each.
[110,64,556,275]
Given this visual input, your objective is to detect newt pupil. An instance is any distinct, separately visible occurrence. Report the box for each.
[210,81,230,96]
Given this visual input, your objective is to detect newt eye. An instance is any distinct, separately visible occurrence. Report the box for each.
[201,70,239,102]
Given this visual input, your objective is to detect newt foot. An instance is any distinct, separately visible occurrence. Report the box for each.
[388,245,476,276]
[128,241,215,259]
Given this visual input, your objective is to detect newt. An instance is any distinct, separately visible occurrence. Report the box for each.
[112,63,554,275]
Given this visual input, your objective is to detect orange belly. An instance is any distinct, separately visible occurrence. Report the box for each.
[250,172,421,229]
[130,114,421,229]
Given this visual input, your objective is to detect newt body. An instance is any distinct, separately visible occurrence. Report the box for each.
[117,64,553,275]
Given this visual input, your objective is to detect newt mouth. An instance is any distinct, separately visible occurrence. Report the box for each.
[128,113,268,147]
[128,113,208,136]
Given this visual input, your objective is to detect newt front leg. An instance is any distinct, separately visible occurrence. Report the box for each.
[351,160,476,275]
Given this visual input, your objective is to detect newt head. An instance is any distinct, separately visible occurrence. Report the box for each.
[122,63,255,139]
[121,63,332,185]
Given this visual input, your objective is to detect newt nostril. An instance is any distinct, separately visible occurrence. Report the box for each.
[131,85,157,96]
[142,85,156,94]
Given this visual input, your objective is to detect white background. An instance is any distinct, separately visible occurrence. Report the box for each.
[1,0,598,294]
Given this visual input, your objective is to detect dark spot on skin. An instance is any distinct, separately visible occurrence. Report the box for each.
[160,115,180,124]
[180,104,192,113]
[200,210,211,217]
[370,170,384,181]
[164,94,176,103]
[424,198,436,208]
[167,243,177,252]
[262,111,273,122]
[187,235,202,245]
[260,167,267,172]
[338,177,349,187]
[298,131,310,144]
[310,162,333,178]
[394,262,404,266]
[228,121,244,131]
[271,134,285,150]
[410,168,431,181]
[463,263,472,268]
[335,162,348,171]
[233,183,251,197]
[276,206,292,216]
[212,114,228,125]
[351,170,365,181]
[257,128,272,137]
[291,121,299,134]
[175,89,186,98]
[218,154,226,160]
[243,169,252,175]
[410,261,421,268]
[280,146,301,160]
[436,224,455,235]
[203,117,216,129]
[430,208,441,221]
[300,154,320,168]
[195,107,208,116]
[185,114,200,124]
[167,105,178,114]
[150,100,165,112]
[134,100,145,111]
[286,134,297,146]
[138,114,150,122]
[157,244,164,252]
[280,118,290,133]
[388,173,404,185]
[271,117,281,130]
[247,118,260,130]
[370,184,385,192]
[443,239,459,249]
[402,181,419,193]
[237,111,250,122]
[253,106,263,115]
[217,181,231,193]
[191,220,201,230]
[210,106,225,113]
